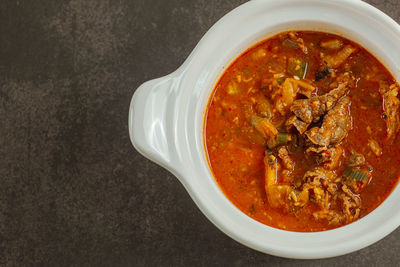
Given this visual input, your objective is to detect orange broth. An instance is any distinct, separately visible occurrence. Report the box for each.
[204,31,400,232]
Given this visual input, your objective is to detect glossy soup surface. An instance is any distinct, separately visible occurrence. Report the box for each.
[205,31,400,232]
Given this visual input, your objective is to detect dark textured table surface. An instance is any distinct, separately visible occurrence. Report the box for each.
[1,0,400,266]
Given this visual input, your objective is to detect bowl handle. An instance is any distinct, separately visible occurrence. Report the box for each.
[129,73,182,172]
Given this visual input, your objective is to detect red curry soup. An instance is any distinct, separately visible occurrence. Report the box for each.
[204,31,400,232]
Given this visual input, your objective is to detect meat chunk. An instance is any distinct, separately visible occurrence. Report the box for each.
[313,209,343,225]
[290,77,350,133]
[299,166,362,224]
[305,97,351,147]
[303,167,337,183]
[380,83,400,142]
[311,186,361,225]
[285,115,297,131]
[321,146,343,170]
[293,119,309,134]
[292,79,315,98]
[288,189,309,207]
[274,78,296,116]
[306,146,326,154]
[304,167,338,195]
[278,147,294,171]
[346,149,365,167]
[307,145,343,170]
[264,154,291,209]
[340,185,361,222]
[274,78,315,116]
[293,167,338,209]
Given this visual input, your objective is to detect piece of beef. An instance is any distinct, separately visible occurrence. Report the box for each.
[307,145,343,170]
[292,167,337,208]
[293,119,309,134]
[346,149,365,167]
[313,209,343,225]
[278,147,294,171]
[290,78,349,134]
[305,97,351,147]
[340,185,361,223]
[275,78,315,116]
[264,154,291,209]
[380,83,400,142]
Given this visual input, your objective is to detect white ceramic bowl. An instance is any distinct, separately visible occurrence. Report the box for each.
[129,0,400,259]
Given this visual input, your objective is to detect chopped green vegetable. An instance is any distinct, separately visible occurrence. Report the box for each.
[342,168,368,182]
[276,132,291,147]
[287,58,308,79]
[299,62,308,77]
[282,38,298,49]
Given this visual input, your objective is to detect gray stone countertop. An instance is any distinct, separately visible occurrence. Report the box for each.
[1,0,400,266]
